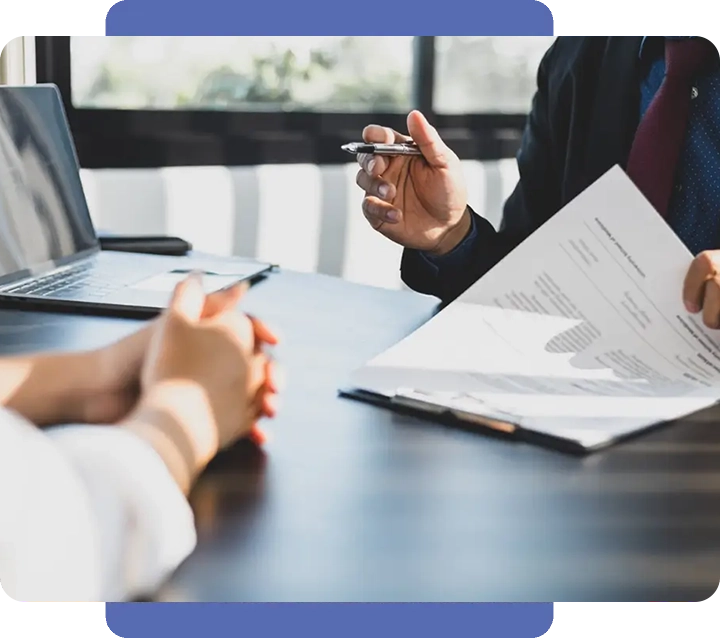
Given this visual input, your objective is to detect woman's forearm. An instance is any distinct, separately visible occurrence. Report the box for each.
[0,351,106,426]
[120,381,219,496]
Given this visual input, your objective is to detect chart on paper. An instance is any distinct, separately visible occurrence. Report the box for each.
[455,165,720,396]
[349,166,720,446]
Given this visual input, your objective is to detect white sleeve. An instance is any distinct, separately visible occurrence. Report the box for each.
[0,409,196,602]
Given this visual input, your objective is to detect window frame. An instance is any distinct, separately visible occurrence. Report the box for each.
[35,36,531,169]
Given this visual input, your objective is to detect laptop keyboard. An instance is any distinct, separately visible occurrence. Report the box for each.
[0,253,268,302]
[1,260,133,299]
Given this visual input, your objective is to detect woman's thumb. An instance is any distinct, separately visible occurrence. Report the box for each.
[169,274,205,322]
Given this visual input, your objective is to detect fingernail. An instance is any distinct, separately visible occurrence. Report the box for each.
[685,300,700,313]
[378,184,390,199]
[248,427,266,446]
[367,159,376,173]
[385,210,399,222]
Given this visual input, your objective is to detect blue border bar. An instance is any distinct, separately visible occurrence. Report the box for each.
[106,602,554,637]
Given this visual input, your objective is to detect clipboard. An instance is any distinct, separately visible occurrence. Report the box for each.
[338,167,720,456]
[338,386,685,456]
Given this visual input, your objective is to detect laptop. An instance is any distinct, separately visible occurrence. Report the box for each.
[0,84,273,316]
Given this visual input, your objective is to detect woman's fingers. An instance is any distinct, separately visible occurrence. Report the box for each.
[247,425,267,446]
[248,315,279,346]
[201,282,249,318]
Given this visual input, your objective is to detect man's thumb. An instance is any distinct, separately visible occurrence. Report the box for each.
[169,274,205,321]
[406,110,451,168]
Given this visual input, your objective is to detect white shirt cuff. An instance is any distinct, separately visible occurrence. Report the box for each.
[46,424,197,601]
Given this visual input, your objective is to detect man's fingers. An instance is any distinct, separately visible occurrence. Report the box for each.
[358,152,388,177]
[703,279,720,329]
[683,251,719,313]
[356,169,396,201]
[360,125,411,177]
[406,110,453,169]
[362,124,408,144]
[367,156,389,177]
[362,196,402,228]
[169,275,205,322]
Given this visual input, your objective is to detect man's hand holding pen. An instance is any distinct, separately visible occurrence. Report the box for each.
[352,110,471,256]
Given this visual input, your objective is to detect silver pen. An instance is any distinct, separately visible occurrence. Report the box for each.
[341,142,422,156]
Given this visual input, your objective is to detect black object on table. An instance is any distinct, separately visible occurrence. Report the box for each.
[98,234,193,256]
[1,270,719,602]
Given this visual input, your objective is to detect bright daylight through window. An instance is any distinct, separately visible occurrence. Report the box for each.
[70,36,554,114]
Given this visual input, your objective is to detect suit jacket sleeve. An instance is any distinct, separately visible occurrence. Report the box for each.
[400,39,564,304]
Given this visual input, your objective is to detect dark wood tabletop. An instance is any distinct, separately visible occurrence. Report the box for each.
[2,270,719,602]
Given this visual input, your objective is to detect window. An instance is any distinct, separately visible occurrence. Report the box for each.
[36,36,556,168]
[70,37,415,113]
[434,36,555,114]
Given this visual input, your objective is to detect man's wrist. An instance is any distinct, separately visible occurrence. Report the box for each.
[428,207,473,257]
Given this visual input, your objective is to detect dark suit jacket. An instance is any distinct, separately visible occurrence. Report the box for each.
[401,36,646,303]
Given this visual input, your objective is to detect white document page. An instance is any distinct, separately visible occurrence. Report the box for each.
[349,166,720,448]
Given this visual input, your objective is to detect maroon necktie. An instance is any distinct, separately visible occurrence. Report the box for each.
[626,38,717,217]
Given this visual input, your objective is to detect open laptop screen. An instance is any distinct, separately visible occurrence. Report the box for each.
[0,85,97,280]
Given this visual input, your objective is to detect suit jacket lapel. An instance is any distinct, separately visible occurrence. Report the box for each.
[582,36,645,189]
